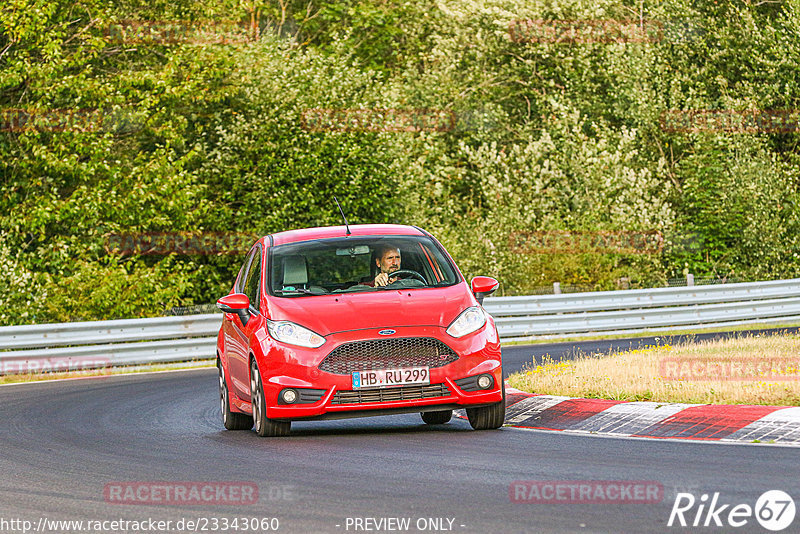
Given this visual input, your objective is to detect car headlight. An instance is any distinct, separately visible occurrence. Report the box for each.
[267,320,325,348]
[446,306,487,338]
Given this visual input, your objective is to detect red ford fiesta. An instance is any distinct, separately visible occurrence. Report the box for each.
[216,224,504,436]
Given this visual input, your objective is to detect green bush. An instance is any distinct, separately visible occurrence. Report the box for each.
[3,0,800,322]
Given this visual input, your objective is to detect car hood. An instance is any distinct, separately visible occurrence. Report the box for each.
[265,285,475,336]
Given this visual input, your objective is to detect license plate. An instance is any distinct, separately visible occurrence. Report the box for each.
[352,366,430,389]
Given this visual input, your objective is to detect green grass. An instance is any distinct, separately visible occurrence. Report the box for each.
[508,334,800,405]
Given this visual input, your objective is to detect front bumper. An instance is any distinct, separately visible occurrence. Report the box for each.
[254,325,502,421]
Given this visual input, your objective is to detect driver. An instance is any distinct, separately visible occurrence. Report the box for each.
[372,245,402,287]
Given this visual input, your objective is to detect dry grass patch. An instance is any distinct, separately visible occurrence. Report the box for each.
[508,334,800,405]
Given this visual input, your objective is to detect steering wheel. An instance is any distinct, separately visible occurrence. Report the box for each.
[386,269,427,284]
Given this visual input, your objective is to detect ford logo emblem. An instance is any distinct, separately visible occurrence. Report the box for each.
[378,329,396,336]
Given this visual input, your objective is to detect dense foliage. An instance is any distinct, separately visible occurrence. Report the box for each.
[2,0,800,323]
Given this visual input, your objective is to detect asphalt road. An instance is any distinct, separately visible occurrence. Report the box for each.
[1,333,799,534]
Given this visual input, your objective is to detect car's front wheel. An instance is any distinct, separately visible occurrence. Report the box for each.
[250,358,291,437]
[421,410,453,425]
[219,362,253,430]
[466,381,506,430]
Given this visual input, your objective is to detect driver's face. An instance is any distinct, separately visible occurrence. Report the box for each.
[377,248,401,274]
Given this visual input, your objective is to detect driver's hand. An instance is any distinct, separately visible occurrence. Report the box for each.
[374,272,389,286]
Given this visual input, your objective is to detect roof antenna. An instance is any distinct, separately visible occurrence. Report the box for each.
[334,196,351,235]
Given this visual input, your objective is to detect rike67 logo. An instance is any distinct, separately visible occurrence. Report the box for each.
[668,490,795,531]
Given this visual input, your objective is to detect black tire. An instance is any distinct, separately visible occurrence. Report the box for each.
[218,362,253,430]
[421,410,453,425]
[250,358,291,437]
[466,380,506,430]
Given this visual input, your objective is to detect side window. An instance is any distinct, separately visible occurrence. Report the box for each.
[234,248,256,294]
[244,248,262,311]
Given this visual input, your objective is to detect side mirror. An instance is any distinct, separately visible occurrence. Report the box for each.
[217,293,252,326]
[471,276,499,305]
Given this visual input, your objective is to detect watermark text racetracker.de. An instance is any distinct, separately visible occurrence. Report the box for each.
[0,108,105,132]
[103,481,296,505]
[510,480,664,503]
[509,229,664,255]
[661,109,800,133]
[508,19,704,44]
[105,19,253,45]
[660,357,800,381]
[104,232,257,256]
[104,481,257,506]
[0,357,110,377]
[1,107,150,134]
[301,108,456,133]
[0,516,280,533]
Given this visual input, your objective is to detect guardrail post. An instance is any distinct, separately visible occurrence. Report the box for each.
[687,273,694,287]
[553,282,561,294]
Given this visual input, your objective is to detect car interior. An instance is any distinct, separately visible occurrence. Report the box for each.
[270,239,454,296]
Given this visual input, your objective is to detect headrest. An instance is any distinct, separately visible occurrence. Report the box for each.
[282,255,308,286]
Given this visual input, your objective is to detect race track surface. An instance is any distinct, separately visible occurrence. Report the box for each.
[2,338,798,534]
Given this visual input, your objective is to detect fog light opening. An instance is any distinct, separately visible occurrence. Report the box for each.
[281,389,298,404]
[477,374,493,390]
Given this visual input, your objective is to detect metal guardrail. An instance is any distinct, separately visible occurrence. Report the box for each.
[483,278,800,316]
[0,315,220,376]
[2,279,800,374]
[483,278,800,341]
[0,314,221,350]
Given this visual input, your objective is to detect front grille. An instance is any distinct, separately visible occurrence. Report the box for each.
[331,383,452,405]
[319,337,458,375]
[297,389,327,403]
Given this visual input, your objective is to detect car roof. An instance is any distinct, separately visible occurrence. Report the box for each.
[266,224,426,247]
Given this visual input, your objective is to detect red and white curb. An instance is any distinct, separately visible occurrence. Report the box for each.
[460,385,800,445]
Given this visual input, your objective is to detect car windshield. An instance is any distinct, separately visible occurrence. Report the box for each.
[268,235,461,297]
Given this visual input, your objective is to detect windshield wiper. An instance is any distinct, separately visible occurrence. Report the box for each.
[274,288,316,295]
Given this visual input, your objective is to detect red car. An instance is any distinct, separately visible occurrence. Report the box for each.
[215,224,504,437]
